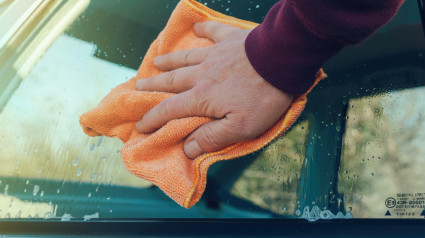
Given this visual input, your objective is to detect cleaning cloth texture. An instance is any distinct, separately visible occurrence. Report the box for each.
[79,0,326,209]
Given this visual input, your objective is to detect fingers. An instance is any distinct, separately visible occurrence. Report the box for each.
[154,47,211,71]
[194,21,237,43]
[136,66,199,93]
[183,118,240,159]
[136,89,206,133]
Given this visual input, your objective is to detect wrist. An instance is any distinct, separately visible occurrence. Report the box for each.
[244,0,343,95]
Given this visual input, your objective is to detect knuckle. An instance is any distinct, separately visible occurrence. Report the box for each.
[200,60,215,70]
[234,117,257,141]
[192,84,205,102]
[157,100,169,118]
[199,124,221,149]
[166,70,177,90]
[182,51,191,66]
[202,60,221,83]
[192,83,210,114]
[157,99,175,118]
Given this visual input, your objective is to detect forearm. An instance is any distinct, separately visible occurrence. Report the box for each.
[245,0,405,95]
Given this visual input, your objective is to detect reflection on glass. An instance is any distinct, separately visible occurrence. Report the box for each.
[0,34,151,186]
[0,194,54,218]
[0,34,154,218]
[339,88,425,218]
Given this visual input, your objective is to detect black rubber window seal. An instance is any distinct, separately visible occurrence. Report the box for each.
[419,0,425,38]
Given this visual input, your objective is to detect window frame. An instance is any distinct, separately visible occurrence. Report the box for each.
[419,0,425,37]
[0,0,424,230]
[0,219,424,237]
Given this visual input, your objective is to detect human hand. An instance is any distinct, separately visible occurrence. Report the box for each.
[135,21,293,159]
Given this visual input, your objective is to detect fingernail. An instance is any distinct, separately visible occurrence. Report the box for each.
[184,140,203,159]
[193,22,201,31]
[136,80,146,90]
[135,120,144,132]
[153,56,162,66]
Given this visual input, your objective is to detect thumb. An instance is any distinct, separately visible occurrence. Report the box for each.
[184,118,237,159]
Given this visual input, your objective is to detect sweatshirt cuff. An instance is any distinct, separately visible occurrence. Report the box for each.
[245,0,343,95]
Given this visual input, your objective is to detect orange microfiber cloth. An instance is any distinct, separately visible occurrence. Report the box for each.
[79,0,325,208]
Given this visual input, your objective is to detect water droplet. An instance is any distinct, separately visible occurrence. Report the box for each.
[72,158,79,167]
[61,213,73,221]
[97,136,103,147]
[283,207,287,212]
[44,212,54,219]
[370,173,375,176]
[91,173,96,180]
[90,143,95,151]
[33,185,40,196]
[88,192,92,198]
[295,209,301,216]
[76,169,82,177]
[255,4,260,8]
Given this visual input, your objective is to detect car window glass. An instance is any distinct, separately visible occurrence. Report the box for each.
[0,0,424,220]
[231,121,309,216]
[339,88,425,218]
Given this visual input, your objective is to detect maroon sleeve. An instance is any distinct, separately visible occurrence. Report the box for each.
[245,0,405,95]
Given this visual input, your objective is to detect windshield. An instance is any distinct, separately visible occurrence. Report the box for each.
[0,0,424,220]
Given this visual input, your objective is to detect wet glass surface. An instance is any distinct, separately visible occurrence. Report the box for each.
[339,88,425,218]
[0,0,424,220]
